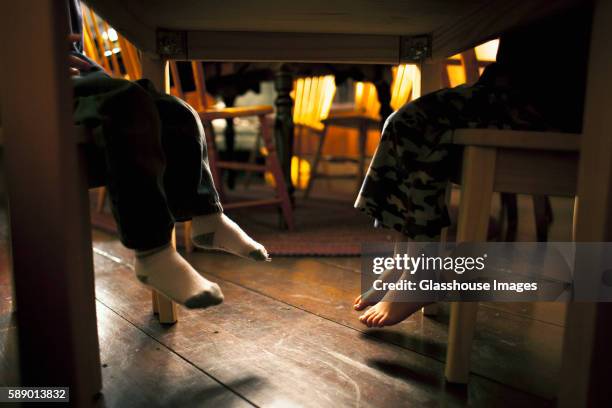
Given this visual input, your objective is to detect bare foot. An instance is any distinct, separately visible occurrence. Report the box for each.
[353,267,402,311]
[359,300,432,328]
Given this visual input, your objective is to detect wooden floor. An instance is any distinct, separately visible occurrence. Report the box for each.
[0,191,572,407]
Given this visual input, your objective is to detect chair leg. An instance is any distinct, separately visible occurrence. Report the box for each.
[260,115,295,230]
[152,290,159,314]
[244,132,262,189]
[446,302,479,383]
[295,125,304,190]
[96,187,107,213]
[156,292,178,324]
[184,221,194,253]
[151,227,178,324]
[424,183,453,317]
[533,194,551,242]
[356,120,368,192]
[500,193,518,241]
[304,126,328,199]
[445,146,496,384]
[204,121,225,200]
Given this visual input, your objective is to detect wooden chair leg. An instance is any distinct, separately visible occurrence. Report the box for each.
[152,290,159,314]
[244,132,262,189]
[500,193,518,241]
[445,146,496,384]
[446,302,479,383]
[356,120,368,191]
[533,194,551,242]
[424,184,453,317]
[96,186,107,213]
[184,221,194,253]
[203,120,225,199]
[151,226,178,324]
[295,125,304,190]
[304,126,328,199]
[260,115,295,230]
[156,292,178,324]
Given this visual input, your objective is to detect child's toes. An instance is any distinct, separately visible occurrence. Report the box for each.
[366,312,379,327]
[371,313,384,327]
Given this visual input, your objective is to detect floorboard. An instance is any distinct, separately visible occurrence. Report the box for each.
[92,234,561,399]
[92,232,551,407]
[185,253,563,399]
[95,303,252,408]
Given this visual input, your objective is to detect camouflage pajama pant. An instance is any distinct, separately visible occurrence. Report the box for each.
[354,83,554,241]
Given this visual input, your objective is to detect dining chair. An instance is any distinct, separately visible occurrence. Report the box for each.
[420,50,580,383]
[290,75,337,196]
[445,128,579,383]
[450,46,553,242]
[303,64,424,198]
[168,61,295,249]
[302,80,377,198]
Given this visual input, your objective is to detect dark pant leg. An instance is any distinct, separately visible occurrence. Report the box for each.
[139,82,222,221]
[355,83,552,240]
[73,71,173,250]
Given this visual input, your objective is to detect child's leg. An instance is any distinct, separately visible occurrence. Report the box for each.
[355,83,550,327]
[354,89,451,326]
[149,89,268,261]
[353,230,405,310]
[74,72,223,308]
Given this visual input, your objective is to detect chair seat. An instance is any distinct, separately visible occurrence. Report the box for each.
[216,161,267,172]
[199,105,274,121]
[451,128,581,197]
[322,110,380,128]
[452,128,580,151]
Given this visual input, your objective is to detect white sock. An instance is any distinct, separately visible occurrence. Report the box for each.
[134,245,224,309]
[191,213,269,261]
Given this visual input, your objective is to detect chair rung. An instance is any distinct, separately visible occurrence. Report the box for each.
[199,105,274,121]
[223,198,282,210]
[324,157,360,163]
[216,161,267,172]
[311,174,359,179]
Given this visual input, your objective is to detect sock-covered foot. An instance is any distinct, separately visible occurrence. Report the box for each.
[353,267,403,311]
[135,245,224,309]
[191,213,269,261]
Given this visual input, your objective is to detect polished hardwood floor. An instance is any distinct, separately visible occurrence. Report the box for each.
[0,191,572,407]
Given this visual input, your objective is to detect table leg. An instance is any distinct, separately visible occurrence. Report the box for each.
[274,66,295,202]
[559,0,612,405]
[1,1,101,404]
[373,79,392,128]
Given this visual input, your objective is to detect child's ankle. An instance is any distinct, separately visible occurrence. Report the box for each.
[136,243,171,258]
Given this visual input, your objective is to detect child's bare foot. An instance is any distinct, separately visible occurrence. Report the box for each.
[353,267,402,311]
[359,300,432,328]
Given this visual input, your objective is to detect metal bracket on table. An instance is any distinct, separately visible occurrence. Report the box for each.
[399,35,432,62]
[157,29,187,58]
